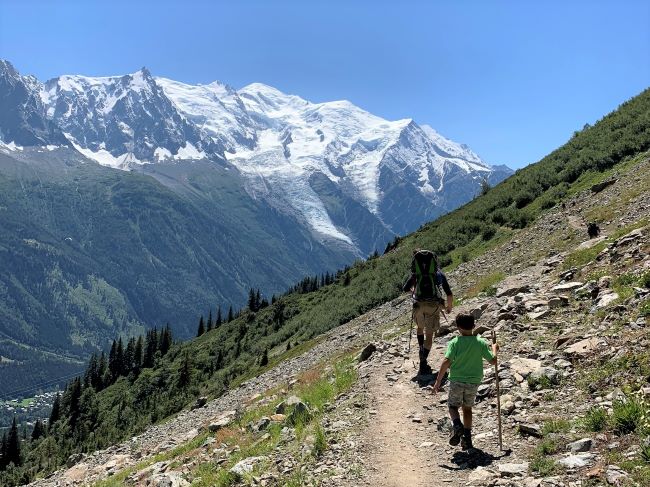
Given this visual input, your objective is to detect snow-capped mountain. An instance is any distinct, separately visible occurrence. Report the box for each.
[0,59,512,252]
[40,68,223,167]
[158,80,512,236]
[0,60,68,147]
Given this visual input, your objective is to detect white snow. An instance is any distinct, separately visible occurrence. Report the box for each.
[68,137,142,169]
[174,142,206,160]
[0,140,24,151]
[154,147,172,160]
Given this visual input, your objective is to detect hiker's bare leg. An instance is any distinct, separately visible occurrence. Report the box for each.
[462,406,472,429]
[424,329,433,350]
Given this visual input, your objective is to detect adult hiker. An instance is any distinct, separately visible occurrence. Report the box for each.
[432,313,499,450]
[402,249,453,375]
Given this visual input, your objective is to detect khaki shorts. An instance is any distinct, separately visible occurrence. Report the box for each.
[448,381,479,408]
[413,301,441,335]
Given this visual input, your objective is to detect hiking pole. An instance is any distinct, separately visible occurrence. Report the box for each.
[491,329,503,451]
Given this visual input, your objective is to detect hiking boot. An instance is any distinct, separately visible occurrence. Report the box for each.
[449,424,463,446]
[461,431,473,450]
[418,361,432,375]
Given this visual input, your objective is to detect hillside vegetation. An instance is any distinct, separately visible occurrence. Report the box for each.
[1,88,648,486]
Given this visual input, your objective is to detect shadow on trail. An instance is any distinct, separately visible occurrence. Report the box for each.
[410,370,448,388]
[439,447,512,471]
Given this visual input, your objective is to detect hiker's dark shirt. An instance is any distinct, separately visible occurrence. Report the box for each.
[402,271,452,297]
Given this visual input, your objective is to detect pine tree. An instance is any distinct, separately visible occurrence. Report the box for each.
[125,338,136,375]
[84,353,98,389]
[177,352,192,389]
[6,416,21,466]
[286,341,291,351]
[116,338,125,378]
[227,306,234,322]
[48,393,61,430]
[143,328,158,368]
[207,310,213,331]
[31,420,46,441]
[0,432,7,469]
[134,337,144,374]
[197,316,205,337]
[68,377,82,431]
[215,348,223,369]
[108,340,118,382]
[159,325,172,355]
[98,351,108,390]
[255,289,261,311]
[260,348,269,366]
[247,288,256,312]
[215,306,222,328]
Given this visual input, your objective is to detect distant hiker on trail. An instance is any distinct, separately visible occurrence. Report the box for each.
[402,249,453,375]
[432,313,498,450]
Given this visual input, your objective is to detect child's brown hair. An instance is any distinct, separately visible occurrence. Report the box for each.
[455,313,475,330]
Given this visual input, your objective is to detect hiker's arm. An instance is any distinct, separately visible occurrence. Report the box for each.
[487,343,499,365]
[402,275,415,293]
[445,294,453,314]
[432,358,451,394]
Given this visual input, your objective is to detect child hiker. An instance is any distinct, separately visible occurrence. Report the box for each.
[432,313,498,450]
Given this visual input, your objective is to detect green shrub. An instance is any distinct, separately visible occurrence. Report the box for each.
[542,419,571,435]
[612,397,645,435]
[530,454,558,476]
[528,374,553,391]
[641,440,650,464]
[537,437,559,455]
[582,406,609,432]
[312,423,327,457]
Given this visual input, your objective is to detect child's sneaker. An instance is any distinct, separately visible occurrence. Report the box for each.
[449,424,463,446]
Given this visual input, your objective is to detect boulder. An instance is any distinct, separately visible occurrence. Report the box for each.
[249,417,271,432]
[606,465,631,486]
[518,423,543,437]
[230,456,266,478]
[497,462,529,476]
[358,343,377,362]
[191,396,207,410]
[595,292,619,309]
[566,438,593,453]
[548,295,569,308]
[150,472,190,487]
[558,453,595,469]
[275,395,302,414]
[529,366,561,385]
[597,276,613,289]
[564,337,600,358]
[208,415,233,433]
[287,400,312,425]
[496,282,532,298]
[509,357,542,378]
[552,281,584,292]
[66,453,85,468]
[528,309,551,320]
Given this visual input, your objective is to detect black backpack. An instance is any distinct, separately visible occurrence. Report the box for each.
[411,250,443,302]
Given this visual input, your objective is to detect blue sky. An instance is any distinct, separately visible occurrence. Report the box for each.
[1,0,648,169]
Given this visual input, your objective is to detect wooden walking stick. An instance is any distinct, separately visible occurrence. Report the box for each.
[491,329,503,451]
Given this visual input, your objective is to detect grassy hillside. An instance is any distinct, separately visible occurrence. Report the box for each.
[2,88,649,486]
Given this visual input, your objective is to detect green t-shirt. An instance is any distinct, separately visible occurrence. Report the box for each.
[444,335,494,384]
